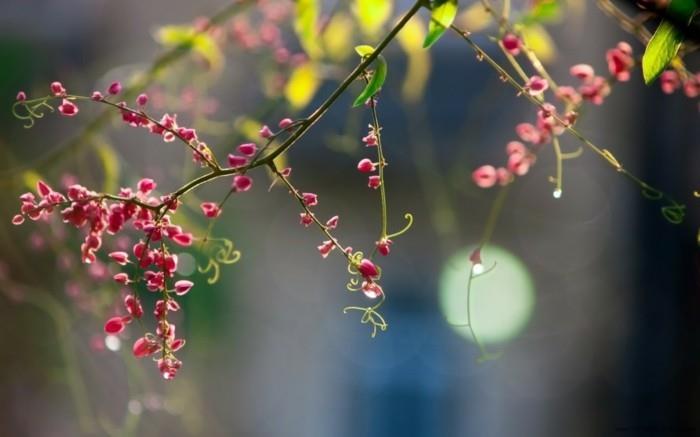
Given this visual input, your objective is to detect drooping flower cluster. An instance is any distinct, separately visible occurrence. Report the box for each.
[472,41,635,189]
[659,69,700,99]
[357,125,382,190]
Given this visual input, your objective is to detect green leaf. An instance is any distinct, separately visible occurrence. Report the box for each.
[668,0,699,24]
[355,45,375,57]
[642,19,684,84]
[294,0,323,59]
[423,0,458,49]
[353,55,388,107]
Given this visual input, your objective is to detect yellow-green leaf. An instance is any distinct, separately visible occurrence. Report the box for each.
[397,16,431,102]
[354,0,393,37]
[353,55,388,107]
[355,45,375,57]
[295,0,323,59]
[642,19,684,84]
[284,62,321,109]
[423,0,458,49]
[322,13,354,62]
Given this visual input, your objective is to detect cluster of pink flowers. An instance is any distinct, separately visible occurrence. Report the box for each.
[13,176,197,379]
[659,70,700,98]
[472,41,636,189]
[357,126,382,190]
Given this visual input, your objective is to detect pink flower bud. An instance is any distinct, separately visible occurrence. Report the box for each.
[358,259,379,279]
[136,93,149,106]
[124,295,143,318]
[16,91,26,101]
[50,81,66,96]
[237,143,257,157]
[11,214,24,225]
[259,125,273,138]
[317,240,335,258]
[325,215,339,229]
[472,165,497,188]
[302,192,318,206]
[376,238,392,256]
[171,233,193,246]
[233,175,253,192]
[569,64,595,82]
[58,99,79,116]
[108,81,122,95]
[113,272,130,284]
[368,175,381,189]
[174,280,194,296]
[361,281,383,299]
[278,118,293,129]
[137,178,156,194]
[496,167,512,186]
[357,158,376,173]
[228,154,248,167]
[300,212,314,227]
[132,337,160,358]
[507,152,531,176]
[525,75,549,96]
[104,316,126,334]
[200,202,221,218]
[91,91,104,101]
[108,251,129,265]
[501,33,521,55]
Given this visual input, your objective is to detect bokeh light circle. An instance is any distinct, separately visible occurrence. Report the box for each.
[439,245,535,344]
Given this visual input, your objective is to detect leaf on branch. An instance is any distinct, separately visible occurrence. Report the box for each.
[423,0,459,49]
[353,46,388,107]
[642,19,684,84]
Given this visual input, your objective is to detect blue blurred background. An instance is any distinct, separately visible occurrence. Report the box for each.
[0,0,699,436]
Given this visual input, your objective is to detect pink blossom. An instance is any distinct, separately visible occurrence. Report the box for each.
[137,178,156,194]
[660,70,681,94]
[570,64,595,82]
[132,337,160,358]
[108,251,129,265]
[300,212,314,227]
[16,91,26,101]
[376,238,392,256]
[104,316,128,334]
[91,91,104,101]
[233,175,253,192]
[302,192,318,206]
[317,240,335,258]
[501,33,521,55]
[525,75,549,96]
[171,233,193,246]
[472,165,497,188]
[368,175,381,189]
[228,154,248,167]
[136,93,149,106]
[326,215,339,229]
[357,158,376,173]
[278,118,293,129]
[108,81,122,95]
[200,202,221,218]
[237,143,257,156]
[358,258,379,279]
[58,99,79,116]
[259,125,273,138]
[50,81,66,96]
[174,280,194,296]
[361,281,383,299]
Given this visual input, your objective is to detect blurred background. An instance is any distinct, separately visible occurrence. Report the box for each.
[1,0,699,436]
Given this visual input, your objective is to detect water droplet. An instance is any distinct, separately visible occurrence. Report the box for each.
[472,263,485,275]
[553,189,562,199]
